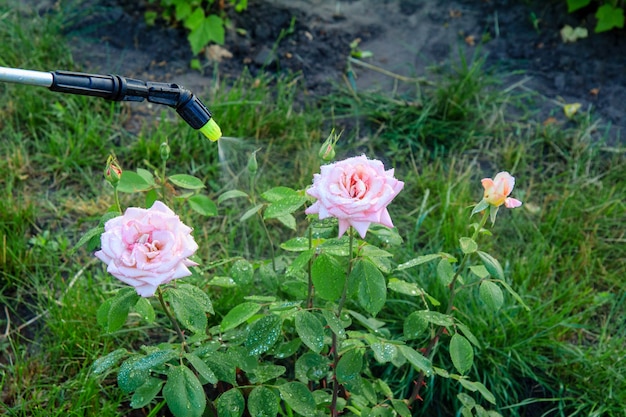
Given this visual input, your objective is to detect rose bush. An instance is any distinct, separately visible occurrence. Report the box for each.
[95,200,199,297]
[305,155,404,237]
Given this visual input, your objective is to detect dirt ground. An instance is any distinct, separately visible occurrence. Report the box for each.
[19,0,624,143]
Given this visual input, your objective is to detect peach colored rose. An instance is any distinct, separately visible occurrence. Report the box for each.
[481,171,522,208]
[305,155,404,238]
[95,201,198,297]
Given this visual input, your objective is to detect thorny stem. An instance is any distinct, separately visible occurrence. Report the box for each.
[408,210,489,405]
[330,228,355,417]
[157,287,190,353]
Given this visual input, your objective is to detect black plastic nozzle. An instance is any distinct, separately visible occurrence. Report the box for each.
[49,70,213,130]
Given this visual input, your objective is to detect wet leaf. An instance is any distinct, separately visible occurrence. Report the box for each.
[295,310,325,353]
[248,386,280,417]
[163,365,206,417]
[221,302,262,332]
[130,377,163,409]
[216,388,245,417]
[245,315,282,356]
[450,333,474,375]
[312,253,345,301]
[479,280,504,312]
[278,382,317,417]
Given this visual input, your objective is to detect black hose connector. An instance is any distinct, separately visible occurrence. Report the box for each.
[49,71,213,130]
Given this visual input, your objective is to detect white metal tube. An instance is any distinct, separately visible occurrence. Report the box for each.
[0,66,53,87]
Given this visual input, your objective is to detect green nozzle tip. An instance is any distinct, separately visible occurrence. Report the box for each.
[200,118,222,141]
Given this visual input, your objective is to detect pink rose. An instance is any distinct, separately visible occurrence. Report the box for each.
[481,171,522,208]
[95,201,199,297]
[305,155,404,238]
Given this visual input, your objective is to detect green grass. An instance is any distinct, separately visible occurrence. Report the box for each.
[1,3,625,417]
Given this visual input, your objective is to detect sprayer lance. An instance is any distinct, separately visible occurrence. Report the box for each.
[0,66,221,141]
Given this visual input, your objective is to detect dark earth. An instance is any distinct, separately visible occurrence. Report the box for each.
[20,0,626,143]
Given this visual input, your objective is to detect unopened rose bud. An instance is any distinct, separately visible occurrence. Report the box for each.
[104,155,122,187]
[247,150,259,177]
[160,142,170,162]
[318,129,342,161]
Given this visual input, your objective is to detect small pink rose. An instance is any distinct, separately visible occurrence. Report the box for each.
[95,201,199,297]
[305,155,404,238]
[481,171,522,209]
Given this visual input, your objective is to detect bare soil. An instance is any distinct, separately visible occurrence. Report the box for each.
[23,0,624,142]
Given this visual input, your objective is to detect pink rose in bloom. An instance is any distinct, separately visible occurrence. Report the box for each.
[481,171,522,208]
[95,201,199,297]
[305,155,404,238]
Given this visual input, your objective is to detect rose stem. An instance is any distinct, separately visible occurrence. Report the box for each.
[157,287,190,353]
[408,209,489,404]
[330,227,355,417]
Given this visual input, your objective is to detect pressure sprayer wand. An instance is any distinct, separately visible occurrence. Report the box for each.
[0,66,221,141]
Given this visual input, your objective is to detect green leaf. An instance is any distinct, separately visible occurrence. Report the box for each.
[403,311,429,340]
[450,334,474,375]
[595,4,625,32]
[203,352,237,385]
[280,237,310,252]
[477,251,504,280]
[134,297,155,323]
[118,349,178,393]
[459,237,478,254]
[498,279,531,311]
[278,382,317,417]
[336,349,363,384]
[240,203,264,222]
[163,365,206,417]
[418,310,454,326]
[117,170,152,193]
[353,259,386,316]
[175,1,192,21]
[388,278,425,297]
[391,399,412,417]
[369,339,398,364]
[455,322,481,347]
[261,186,299,202]
[185,353,218,384]
[295,310,325,353]
[166,284,213,334]
[437,258,455,286]
[136,168,155,185]
[276,213,297,230]
[471,199,490,216]
[71,225,104,253]
[322,309,347,339]
[188,194,217,216]
[107,288,139,332]
[295,352,330,383]
[248,386,280,417]
[218,189,249,203]
[92,348,128,375]
[312,253,345,301]
[188,14,225,54]
[183,7,204,30]
[245,315,282,355]
[567,0,591,12]
[263,195,307,219]
[480,280,504,312]
[249,364,286,384]
[217,388,245,417]
[130,377,163,408]
[469,265,490,279]
[230,259,254,286]
[221,302,262,332]
[168,174,205,190]
[458,379,496,405]
[396,254,441,271]
[398,344,432,376]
